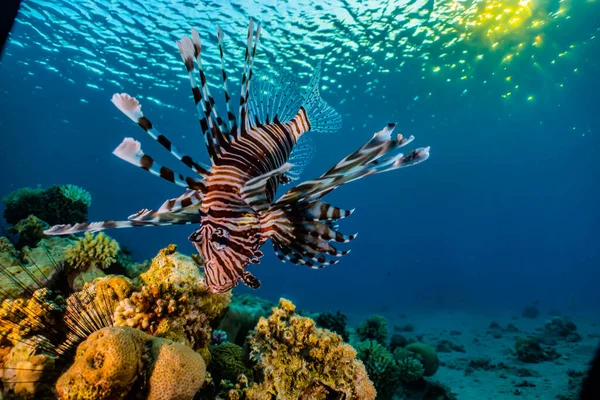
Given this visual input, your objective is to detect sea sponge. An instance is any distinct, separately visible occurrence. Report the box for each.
[245,298,376,399]
[356,339,401,399]
[405,342,439,377]
[55,326,206,400]
[209,343,251,383]
[1,335,57,398]
[113,245,231,351]
[356,315,389,345]
[2,185,89,226]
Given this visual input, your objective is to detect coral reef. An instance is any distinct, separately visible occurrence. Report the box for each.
[217,294,273,346]
[5,215,48,249]
[543,316,582,343]
[113,245,230,352]
[0,288,65,347]
[1,336,57,399]
[315,310,350,341]
[209,343,251,383]
[55,326,206,400]
[356,339,401,399]
[389,334,409,352]
[2,185,90,226]
[515,336,561,363]
[356,315,389,345]
[245,298,376,399]
[404,342,440,377]
[0,237,70,299]
[64,232,120,291]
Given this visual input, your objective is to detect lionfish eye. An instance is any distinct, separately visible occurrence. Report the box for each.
[211,228,230,250]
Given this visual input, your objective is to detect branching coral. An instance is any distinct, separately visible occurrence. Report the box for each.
[64,232,119,271]
[356,315,389,345]
[63,232,120,290]
[113,245,230,352]
[55,326,206,400]
[245,298,376,399]
[356,339,401,399]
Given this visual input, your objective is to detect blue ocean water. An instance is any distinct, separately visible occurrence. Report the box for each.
[1,0,599,321]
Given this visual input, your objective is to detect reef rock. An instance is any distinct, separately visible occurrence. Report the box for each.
[245,298,376,399]
[56,326,206,400]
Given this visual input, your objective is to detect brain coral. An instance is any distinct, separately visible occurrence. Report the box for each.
[113,245,231,352]
[245,298,376,400]
[55,326,206,400]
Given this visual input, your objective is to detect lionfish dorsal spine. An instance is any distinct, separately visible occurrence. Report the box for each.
[217,25,237,137]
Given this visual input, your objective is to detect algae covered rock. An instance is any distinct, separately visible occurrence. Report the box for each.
[245,298,376,399]
[55,326,206,400]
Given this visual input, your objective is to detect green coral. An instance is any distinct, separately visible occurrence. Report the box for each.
[356,339,401,399]
[2,185,90,226]
[397,356,425,384]
[405,342,439,376]
[245,298,376,399]
[59,184,92,207]
[356,315,389,345]
[209,343,251,383]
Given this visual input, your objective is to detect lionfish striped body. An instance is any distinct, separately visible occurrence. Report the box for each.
[45,21,430,293]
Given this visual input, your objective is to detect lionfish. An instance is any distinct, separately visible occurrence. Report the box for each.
[45,21,430,293]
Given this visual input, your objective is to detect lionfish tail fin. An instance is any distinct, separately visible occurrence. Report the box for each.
[275,123,430,205]
[263,201,355,269]
[301,61,342,134]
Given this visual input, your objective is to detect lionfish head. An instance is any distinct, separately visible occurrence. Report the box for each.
[190,219,263,294]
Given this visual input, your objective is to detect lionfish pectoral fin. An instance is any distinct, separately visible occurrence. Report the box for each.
[112,138,206,191]
[263,201,355,269]
[43,216,198,236]
[275,124,430,205]
[241,270,260,289]
[240,162,293,212]
[111,93,210,177]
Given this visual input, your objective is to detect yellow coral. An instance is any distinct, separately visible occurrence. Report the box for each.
[1,336,56,398]
[64,232,119,271]
[55,326,206,400]
[245,298,376,400]
[113,245,230,351]
[0,288,65,346]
